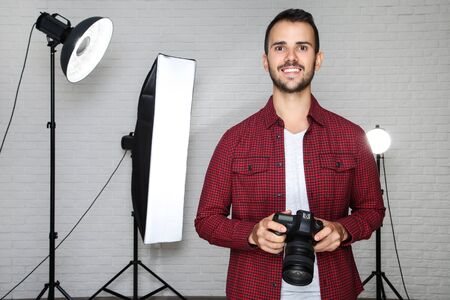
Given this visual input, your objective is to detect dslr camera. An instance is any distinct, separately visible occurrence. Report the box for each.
[272,209,323,286]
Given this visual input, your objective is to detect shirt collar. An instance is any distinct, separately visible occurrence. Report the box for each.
[263,94,327,129]
[308,94,327,127]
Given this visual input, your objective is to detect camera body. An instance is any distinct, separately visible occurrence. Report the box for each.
[273,210,323,286]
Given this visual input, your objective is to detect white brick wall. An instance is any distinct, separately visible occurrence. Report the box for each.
[0,0,449,299]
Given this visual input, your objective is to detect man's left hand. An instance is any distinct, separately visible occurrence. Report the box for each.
[313,219,349,252]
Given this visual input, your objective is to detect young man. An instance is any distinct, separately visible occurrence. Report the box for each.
[195,9,385,300]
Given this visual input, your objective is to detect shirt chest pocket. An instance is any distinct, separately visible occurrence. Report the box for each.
[231,157,270,202]
[318,153,356,204]
[232,157,269,175]
[320,153,356,173]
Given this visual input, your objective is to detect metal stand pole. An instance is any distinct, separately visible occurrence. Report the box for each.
[36,43,73,300]
[362,154,403,300]
[89,212,186,300]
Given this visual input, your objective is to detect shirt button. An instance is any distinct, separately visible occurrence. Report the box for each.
[276,162,282,167]
[272,282,277,287]
[276,193,282,197]
[276,134,281,139]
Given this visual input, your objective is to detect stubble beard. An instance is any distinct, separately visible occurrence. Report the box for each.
[268,59,316,94]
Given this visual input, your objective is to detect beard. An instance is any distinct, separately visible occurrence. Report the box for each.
[268,59,315,94]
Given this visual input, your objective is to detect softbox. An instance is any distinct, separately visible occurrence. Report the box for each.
[129,54,196,244]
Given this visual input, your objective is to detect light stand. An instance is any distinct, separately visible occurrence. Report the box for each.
[363,125,403,300]
[35,42,73,300]
[34,12,112,300]
[90,54,194,299]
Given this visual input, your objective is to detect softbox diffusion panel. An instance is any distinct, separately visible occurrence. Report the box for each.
[131,54,196,244]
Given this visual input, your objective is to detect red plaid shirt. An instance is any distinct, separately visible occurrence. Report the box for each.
[195,96,385,300]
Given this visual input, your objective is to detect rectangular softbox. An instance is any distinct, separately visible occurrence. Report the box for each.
[131,54,196,244]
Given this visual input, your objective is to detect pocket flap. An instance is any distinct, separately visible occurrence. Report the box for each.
[232,157,269,175]
[320,153,356,172]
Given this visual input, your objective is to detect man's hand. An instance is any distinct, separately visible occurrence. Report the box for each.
[314,218,349,252]
[248,210,291,254]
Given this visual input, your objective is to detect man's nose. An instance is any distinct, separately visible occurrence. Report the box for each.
[285,48,298,62]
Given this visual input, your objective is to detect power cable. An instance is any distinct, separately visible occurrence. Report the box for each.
[382,155,411,300]
[0,150,128,299]
[0,23,35,155]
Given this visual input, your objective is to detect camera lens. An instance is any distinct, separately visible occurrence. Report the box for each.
[282,240,315,286]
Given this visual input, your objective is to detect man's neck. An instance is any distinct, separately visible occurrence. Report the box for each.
[273,87,312,134]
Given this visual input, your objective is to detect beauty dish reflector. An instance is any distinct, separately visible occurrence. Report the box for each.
[61,17,113,83]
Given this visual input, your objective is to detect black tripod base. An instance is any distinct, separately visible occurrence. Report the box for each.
[89,260,186,300]
[36,281,74,300]
[363,271,403,300]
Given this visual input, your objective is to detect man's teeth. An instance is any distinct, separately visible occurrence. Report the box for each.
[284,68,300,73]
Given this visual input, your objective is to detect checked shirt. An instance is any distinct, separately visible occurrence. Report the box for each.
[195,95,385,300]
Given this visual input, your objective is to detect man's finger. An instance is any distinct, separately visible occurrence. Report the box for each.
[315,231,341,252]
[314,226,332,242]
[260,241,285,254]
[264,230,287,243]
[267,220,287,233]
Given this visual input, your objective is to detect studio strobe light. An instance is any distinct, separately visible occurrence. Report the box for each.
[366,126,392,155]
[363,125,403,300]
[36,12,113,82]
[92,54,195,299]
[35,12,112,300]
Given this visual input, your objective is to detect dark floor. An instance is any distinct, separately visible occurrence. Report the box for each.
[41,296,389,300]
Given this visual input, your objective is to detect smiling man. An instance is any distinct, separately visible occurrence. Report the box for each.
[195,9,385,300]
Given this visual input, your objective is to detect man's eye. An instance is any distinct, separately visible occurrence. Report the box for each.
[274,46,284,51]
[299,45,308,52]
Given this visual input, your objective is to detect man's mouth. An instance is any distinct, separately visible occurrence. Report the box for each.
[283,67,301,73]
[279,65,303,75]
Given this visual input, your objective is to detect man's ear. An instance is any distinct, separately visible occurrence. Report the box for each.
[315,51,324,71]
[262,53,269,72]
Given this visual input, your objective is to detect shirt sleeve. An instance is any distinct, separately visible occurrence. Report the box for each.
[337,129,386,245]
[194,129,257,251]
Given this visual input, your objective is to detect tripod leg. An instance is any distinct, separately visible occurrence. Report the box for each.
[141,286,167,299]
[55,281,74,300]
[138,262,187,300]
[362,271,376,286]
[382,273,404,300]
[381,279,387,300]
[36,284,49,300]
[89,262,133,300]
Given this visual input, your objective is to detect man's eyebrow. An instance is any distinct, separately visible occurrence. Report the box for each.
[271,41,287,47]
[296,41,313,47]
[271,41,313,47]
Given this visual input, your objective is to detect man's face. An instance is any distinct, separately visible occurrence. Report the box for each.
[263,20,322,94]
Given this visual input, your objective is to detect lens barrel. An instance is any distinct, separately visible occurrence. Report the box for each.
[282,239,316,286]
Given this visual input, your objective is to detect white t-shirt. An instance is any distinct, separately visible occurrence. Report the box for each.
[280,129,321,300]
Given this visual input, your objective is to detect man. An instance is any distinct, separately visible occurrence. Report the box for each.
[195,8,385,300]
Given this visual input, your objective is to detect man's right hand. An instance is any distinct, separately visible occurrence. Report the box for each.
[248,210,291,254]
